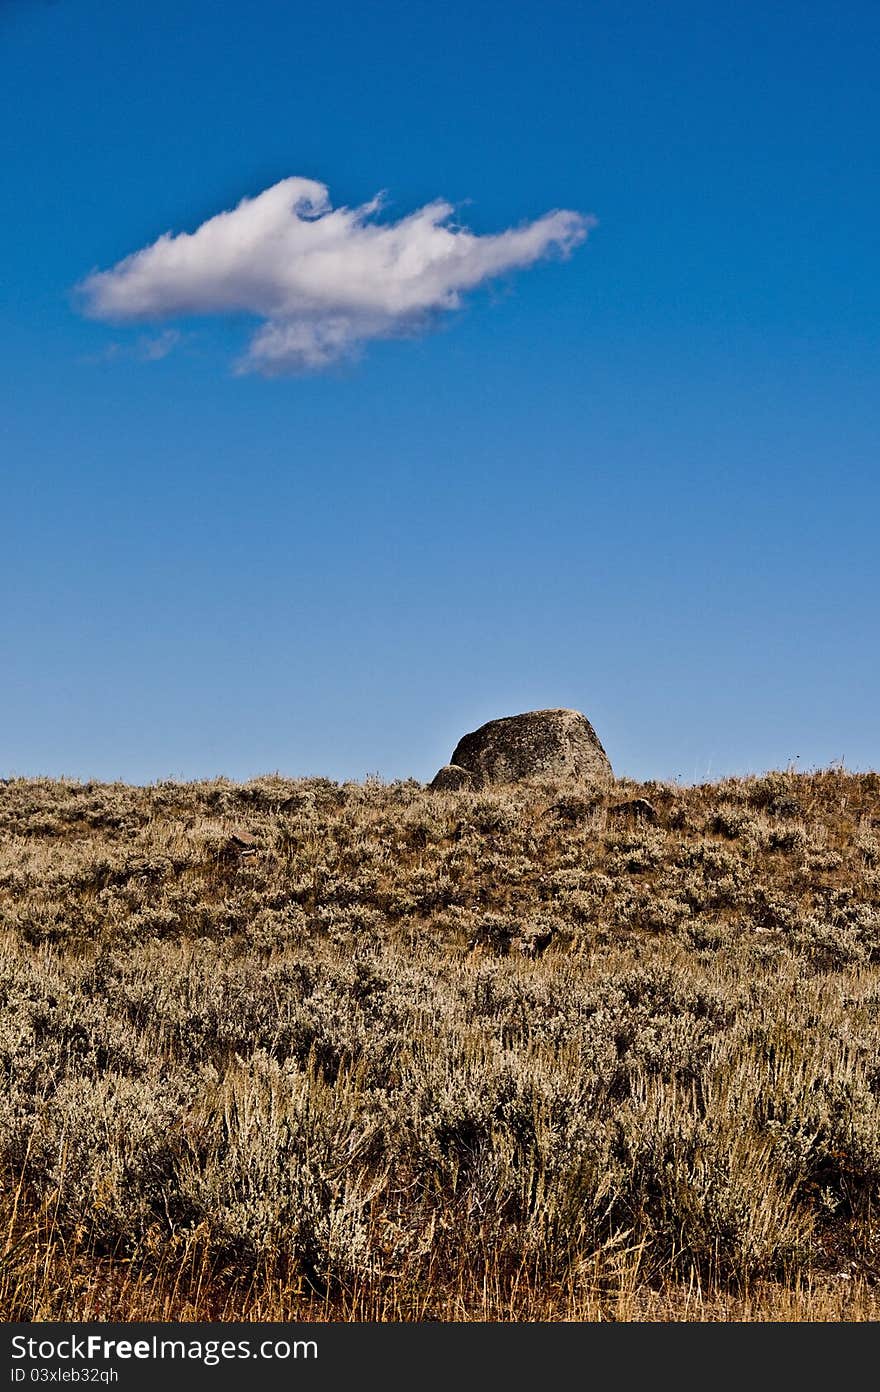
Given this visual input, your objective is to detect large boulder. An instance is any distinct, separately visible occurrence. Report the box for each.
[433,709,612,789]
[429,763,475,792]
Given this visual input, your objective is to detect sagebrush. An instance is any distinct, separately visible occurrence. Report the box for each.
[1,767,879,1320]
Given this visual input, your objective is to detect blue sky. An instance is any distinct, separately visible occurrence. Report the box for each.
[2,0,878,784]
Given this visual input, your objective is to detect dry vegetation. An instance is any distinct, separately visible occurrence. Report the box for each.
[2,767,880,1321]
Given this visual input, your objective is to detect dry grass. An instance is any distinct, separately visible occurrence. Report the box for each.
[1,766,879,1321]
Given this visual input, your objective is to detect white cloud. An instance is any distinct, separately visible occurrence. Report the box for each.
[77,177,594,372]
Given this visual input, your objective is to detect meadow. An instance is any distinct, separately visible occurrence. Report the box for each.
[1,766,879,1321]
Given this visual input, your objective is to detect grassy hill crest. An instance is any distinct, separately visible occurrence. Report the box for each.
[2,767,879,1320]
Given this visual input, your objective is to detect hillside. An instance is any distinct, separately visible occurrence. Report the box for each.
[2,767,880,1320]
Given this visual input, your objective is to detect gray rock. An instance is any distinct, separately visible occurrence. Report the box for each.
[442,709,612,789]
[429,763,475,792]
[222,830,259,861]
